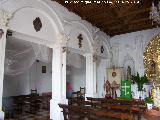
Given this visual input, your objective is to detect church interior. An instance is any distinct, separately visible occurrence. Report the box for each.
[1,0,160,120]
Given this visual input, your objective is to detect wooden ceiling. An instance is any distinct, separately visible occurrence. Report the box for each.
[54,0,157,36]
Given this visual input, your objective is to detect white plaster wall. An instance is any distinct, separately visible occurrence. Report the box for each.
[67,28,91,53]
[3,61,52,97]
[9,7,57,42]
[29,61,37,90]
[35,61,52,94]
[68,56,86,92]
[71,68,86,92]
[110,28,160,75]
[94,35,111,59]
[97,59,108,98]
[3,72,30,97]
[110,28,160,99]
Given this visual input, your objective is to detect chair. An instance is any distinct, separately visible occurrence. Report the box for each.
[31,89,37,95]
[80,87,85,97]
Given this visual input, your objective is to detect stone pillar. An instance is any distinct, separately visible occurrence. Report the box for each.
[50,33,68,120]
[85,53,97,98]
[0,10,11,120]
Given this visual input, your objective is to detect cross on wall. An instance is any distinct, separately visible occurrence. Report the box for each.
[121,83,130,95]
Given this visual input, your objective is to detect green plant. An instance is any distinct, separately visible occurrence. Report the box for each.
[131,72,149,91]
[145,97,154,104]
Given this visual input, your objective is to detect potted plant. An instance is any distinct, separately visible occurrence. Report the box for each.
[131,72,149,99]
[145,97,154,109]
[131,72,149,91]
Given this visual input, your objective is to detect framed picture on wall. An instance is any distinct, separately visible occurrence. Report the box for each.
[42,66,46,73]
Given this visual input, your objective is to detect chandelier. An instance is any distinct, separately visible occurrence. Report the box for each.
[150,1,160,24]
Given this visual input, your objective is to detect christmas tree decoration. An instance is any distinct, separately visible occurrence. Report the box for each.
[144,35,160,82]
[151,85,160,109]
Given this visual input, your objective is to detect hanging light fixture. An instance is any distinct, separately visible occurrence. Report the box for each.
[150,0,160,25]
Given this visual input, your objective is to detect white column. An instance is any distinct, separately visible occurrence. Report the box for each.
[0,27,7,119]
[50,44,67,120]
[0,10,12,120]
[85,53,97,98]
[93,60,97,97]
[62,51,67,101]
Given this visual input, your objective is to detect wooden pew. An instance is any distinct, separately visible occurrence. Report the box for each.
[87,97,145,106]
[86,97,146,120]
[59,104,134,120]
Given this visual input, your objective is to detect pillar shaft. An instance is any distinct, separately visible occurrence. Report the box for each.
[50,45,67,120]
[85,53,97,98]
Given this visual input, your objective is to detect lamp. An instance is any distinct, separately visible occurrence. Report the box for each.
[150,1,160,25]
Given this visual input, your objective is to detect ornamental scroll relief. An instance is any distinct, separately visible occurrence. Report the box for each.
[0,9,12,28]
[57,32,69,46]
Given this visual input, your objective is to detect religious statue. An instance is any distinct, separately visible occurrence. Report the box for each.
[150,59,156,71]
[104,80,111,98]
[127,66,131,80]
[111,80,119,99]
[149,59,157,81]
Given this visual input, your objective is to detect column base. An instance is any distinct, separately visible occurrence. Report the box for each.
[93,93,98,98]
[85,93,98,99]
[50,98,68,120]
[0,111,4,120]
[85,93,94,100]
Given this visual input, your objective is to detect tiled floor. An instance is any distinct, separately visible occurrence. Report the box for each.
[5,110,50,120]
[5,110,148,120]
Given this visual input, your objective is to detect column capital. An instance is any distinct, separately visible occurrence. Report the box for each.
[93,54,97,62]
[84,53,98,62]
[83,53,93,57]
[0,9,12,28]
[93,42,99,54]
[57,32,69,47]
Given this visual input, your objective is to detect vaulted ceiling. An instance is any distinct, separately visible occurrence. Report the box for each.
[55,0,157,36]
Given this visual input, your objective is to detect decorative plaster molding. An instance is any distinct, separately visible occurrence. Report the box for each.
[93,55,97,62]
[57,32,69,46]
[93,43,99,54]
[93,28,100,38]
[0,9,12,28]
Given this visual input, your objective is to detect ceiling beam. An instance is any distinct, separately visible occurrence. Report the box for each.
[87,7,150,26]
[109,23,156,36]
[105,17,150,30]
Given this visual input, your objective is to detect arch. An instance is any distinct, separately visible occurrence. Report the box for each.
[123,53,135,79]
[94,35,112,59]
[3,0,64,46]
[64,21,94,54]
